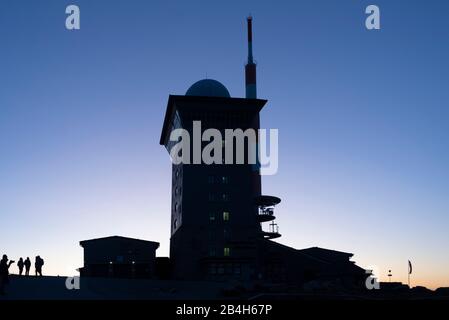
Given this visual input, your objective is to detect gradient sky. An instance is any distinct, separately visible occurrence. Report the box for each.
[1,0,448,289]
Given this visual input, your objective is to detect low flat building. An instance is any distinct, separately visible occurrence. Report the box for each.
[258,241,367,289]
[79,236,159,279]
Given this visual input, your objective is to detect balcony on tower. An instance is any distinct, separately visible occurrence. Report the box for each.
[255,195,281,239]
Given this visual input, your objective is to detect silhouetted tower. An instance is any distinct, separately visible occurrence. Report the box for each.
[160,16,280,282]
[245,16,257,99]
[160,82,266,281]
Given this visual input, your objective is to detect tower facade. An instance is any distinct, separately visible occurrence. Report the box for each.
[160,84,267,281]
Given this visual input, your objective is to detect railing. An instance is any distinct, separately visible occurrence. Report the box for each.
[255,195,281,239]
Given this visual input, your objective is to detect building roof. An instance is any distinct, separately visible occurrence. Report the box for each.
[298,247,354,259]
[79,236,159,248]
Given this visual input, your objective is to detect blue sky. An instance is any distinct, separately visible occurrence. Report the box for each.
[0,0,448,288]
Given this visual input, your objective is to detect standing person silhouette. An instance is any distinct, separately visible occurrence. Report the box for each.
[35,256,44,277]
[24,257,31,276]
[0,254,15,295]
[17,257,24,276]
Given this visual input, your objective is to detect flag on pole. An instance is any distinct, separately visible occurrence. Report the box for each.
[408,260,412,275]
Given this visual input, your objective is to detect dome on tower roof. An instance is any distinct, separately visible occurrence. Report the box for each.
[185,79,231,98]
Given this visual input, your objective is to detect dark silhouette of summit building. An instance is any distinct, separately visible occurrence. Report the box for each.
[159,17,366,288]
[79,17,366,291]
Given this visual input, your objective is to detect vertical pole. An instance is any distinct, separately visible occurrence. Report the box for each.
[245,16,257,99]
[408,260,411,288]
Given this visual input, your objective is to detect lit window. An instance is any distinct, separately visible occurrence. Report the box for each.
[224,247,230,257]
[223,211,230,221]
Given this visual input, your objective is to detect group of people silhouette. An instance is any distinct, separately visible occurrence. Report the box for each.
[0,254,45,295]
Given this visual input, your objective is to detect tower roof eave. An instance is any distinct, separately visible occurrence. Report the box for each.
[159,95,267,146]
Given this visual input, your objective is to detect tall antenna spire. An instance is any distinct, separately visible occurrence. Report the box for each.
[245,16,257,99]
[247,16,254,63]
